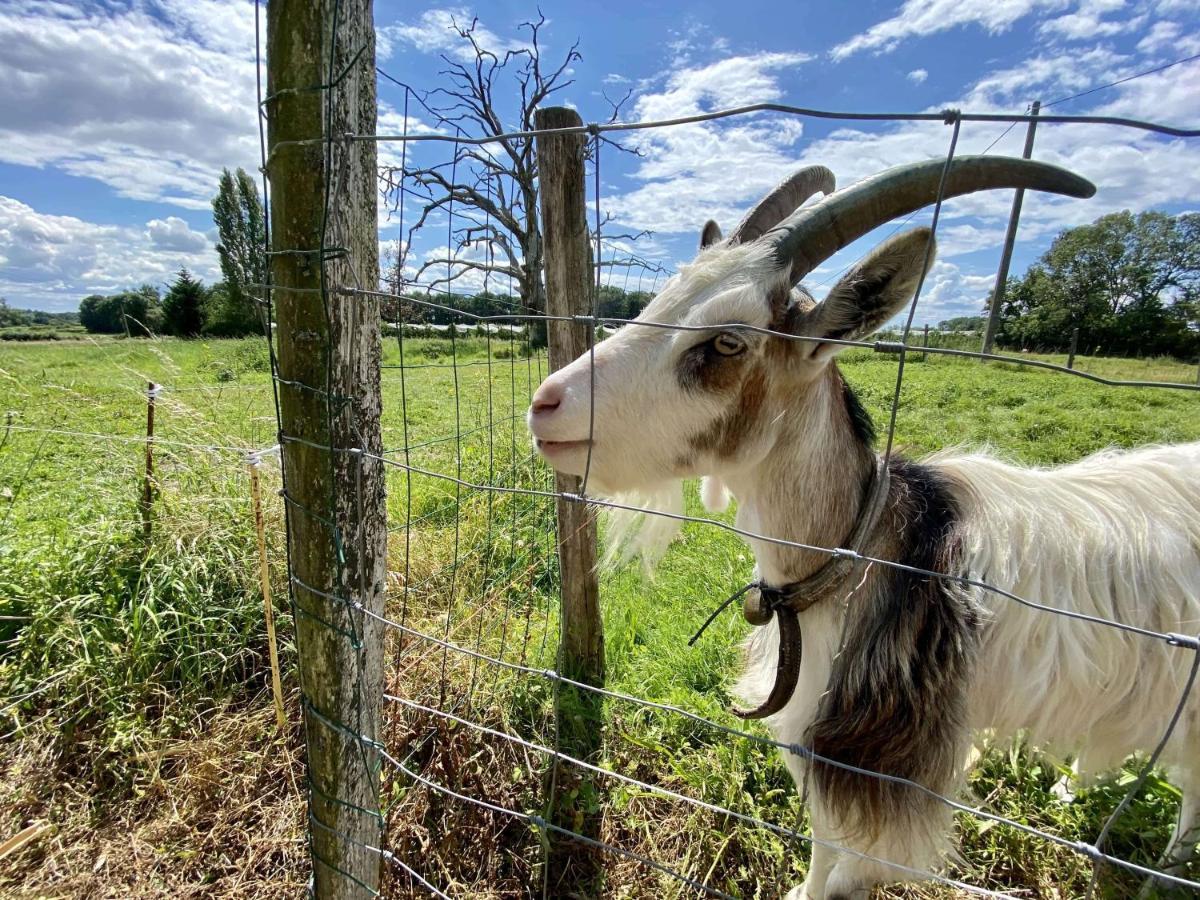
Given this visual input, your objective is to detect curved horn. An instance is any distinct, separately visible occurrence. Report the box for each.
[766,156,1096,282]
[727,165,836,245]
[732,606,802,720]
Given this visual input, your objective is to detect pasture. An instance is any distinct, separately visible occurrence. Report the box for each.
[2,334,1199,897]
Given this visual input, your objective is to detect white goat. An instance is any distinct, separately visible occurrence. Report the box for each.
[527,158,1200,898]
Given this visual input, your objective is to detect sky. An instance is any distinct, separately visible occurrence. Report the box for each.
[1,0,1198,325]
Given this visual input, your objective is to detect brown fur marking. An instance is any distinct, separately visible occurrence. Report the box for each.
[688,365,769,459]
[807,458,980,841]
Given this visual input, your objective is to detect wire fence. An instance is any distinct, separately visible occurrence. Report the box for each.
[0,16,1193,894]
[61,6,1176,897]
[248,10,1200,897]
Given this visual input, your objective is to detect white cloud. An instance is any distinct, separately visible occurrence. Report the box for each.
[147,217,209,252]
[1136,19,1182,52]
[0,197,218,311]
[606,52,814,233]
[831,0,1068,61]
[605,40,1200,324]
[0,0,260,209]
[1039,0,1145,39]
[908,68,930,84]
[379,7,527,62]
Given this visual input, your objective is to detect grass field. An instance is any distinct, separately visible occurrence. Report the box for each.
[1,333,1199,898]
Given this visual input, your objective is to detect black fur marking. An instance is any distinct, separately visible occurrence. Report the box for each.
[841,378,876,448]
[807,458,980,839]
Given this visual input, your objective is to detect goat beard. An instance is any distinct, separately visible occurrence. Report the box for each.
[599,481,685,573]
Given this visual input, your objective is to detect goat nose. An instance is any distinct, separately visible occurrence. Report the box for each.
[530,381,563,415]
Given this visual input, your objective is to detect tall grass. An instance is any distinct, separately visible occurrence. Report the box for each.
[2,335,1199,897]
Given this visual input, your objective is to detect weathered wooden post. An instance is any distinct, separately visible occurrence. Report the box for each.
[1067,327,1080,370]
[534,105,605,893]
[921,323,930,362]
[266,2,387,897]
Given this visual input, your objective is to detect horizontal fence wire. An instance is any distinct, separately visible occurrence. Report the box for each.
[245,26,1200,899]
[1,423,281,457]
[266,101,1200,154]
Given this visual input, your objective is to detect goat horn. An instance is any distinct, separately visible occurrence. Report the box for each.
[766,156,1096,283]
[732,605,802,720]
[726,165,836,245]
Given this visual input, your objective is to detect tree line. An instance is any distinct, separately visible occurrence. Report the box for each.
[79,168,265,338]
[386,283,654,330]
[996,210,1198,359]
[68,160,1195,365]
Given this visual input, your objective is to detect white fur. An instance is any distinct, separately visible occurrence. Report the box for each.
[737,443,1200,897]
[700,476,731,512]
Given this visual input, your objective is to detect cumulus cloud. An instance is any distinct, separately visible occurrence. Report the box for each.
[605,52,814,233]
[147,216,209,252]
[0,0,261,209]
[0,197,219,311]
[603,36,1200,322]
[908,68,930,84]
[379,7,527,62]
[831,0,1068,61]
[1040,0,1146,39]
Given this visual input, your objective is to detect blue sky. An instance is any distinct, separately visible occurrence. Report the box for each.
[1,1,1198,324]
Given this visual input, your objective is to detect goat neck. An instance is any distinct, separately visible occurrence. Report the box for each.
[720,364,877,587]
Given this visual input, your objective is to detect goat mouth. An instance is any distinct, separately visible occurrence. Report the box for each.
[535,438,592,454]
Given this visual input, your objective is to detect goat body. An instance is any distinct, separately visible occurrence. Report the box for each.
[527,158,1200,897]
[737,444,1200,897]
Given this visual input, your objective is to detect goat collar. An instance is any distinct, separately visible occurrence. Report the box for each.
[732,455,891,720]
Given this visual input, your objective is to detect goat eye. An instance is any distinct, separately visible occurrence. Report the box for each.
[712,333,746,357]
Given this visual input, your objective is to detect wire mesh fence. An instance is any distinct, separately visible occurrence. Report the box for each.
[248,7,1200,898]
[6,4,1197,898]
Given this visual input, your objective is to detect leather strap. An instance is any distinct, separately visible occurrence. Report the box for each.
[732,456,891,719]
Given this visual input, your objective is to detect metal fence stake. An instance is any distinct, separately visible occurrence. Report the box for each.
[250,456,287,731]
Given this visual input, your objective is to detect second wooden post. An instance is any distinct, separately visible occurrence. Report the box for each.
[534,105,605,895]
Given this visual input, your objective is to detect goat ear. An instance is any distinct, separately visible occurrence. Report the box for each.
[700,220,723,249]
[797,228,934,360]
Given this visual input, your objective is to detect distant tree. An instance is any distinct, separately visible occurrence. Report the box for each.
[211,167,266,336]
[0,298,30,328]
[161,269,205,337]
[936,315,986,332]
[78,287,160,337]
[997,211,1200,358]
[79,294,123,333]
[118,285,162,337]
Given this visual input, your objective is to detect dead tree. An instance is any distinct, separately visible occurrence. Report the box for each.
[381,13,646,341]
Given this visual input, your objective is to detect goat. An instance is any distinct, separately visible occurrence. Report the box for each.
[526,157,1200,898]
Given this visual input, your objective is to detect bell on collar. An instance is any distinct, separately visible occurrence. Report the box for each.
[742,586,774,626]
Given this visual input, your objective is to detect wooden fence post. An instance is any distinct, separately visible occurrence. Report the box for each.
[266,1,386,897]
[921,323,930,362]
[1067,327,1080,370]
[534,105,605,895]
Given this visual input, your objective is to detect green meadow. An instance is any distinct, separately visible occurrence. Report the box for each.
[1,333,1198,898]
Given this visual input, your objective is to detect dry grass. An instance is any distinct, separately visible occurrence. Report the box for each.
[0,697,307,899]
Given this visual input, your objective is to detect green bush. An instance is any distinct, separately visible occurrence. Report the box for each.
[0,510,287,789]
